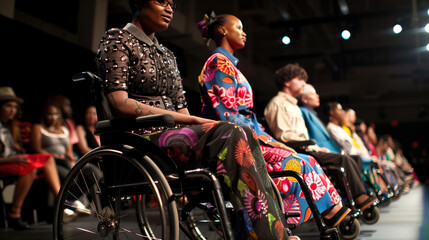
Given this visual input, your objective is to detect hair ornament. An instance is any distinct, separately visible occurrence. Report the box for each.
[197,11,217,46]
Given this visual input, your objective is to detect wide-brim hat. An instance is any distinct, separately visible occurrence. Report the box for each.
[0,87,24,104]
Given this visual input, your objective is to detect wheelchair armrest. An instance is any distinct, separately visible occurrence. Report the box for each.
[95,114,175,134]
[283,140,315,149]
[285,211,301,218]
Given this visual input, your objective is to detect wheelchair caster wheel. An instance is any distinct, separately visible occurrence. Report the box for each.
[182,203,224,239]
[338,216,360,240]
[360,206,380,225]
[380,197,392,207]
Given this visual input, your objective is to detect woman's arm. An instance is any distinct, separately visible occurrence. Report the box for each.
[29,124,49,154]
[107,90,215,125]
[0,155,29,164]
[65,141,77,165]
[76,125,91,155]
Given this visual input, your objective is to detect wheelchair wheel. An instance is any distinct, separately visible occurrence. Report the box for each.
[53,146,179,240]
[338,216,360,240]
[361,206,380,225]
[380,197,392,207]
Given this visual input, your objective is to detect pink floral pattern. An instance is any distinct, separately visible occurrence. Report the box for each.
[273,177,292,194]
[260,145,293,164]
[243,190,268,220]
[237,86,253,107]
[282,195,301,224]
[222,86,238,109]
[328,181,342,204]
[300,171,327,201]
[207,84,224,108]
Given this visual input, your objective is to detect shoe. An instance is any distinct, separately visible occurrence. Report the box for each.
[63,209,78,223]
[7,216,30,230]
[323,207,351,228]
[355,196,378,211]
[72,200,92,215]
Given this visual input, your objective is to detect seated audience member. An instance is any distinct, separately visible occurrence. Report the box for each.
[394,143,419,187]
[358,122,393,192]
[326,102,364,157]
[298,84,342,153]
[75,105,100,156]
[30,102,94,217]
[354,119,372,154]
[359,122,381,159]
[378,135,412,193]
[344,109,372,158]
[326,103,405,194]
[30,103,77,182]
[374,135,403,186]
[263,64,376,211]
[199,13,348,227]
[45,95,79,153]
[0,87,61,230]
[343,108,380,166]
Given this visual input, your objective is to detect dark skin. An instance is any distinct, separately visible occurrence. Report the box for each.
[107,1,216,125]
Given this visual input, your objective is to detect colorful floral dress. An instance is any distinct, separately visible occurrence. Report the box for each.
[199,47,342,224]
[96,24,288,239]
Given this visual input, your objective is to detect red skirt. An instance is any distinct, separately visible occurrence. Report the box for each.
[0,154,51,177]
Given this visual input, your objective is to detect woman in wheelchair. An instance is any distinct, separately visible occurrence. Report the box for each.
[95,0,293,239]
[196,12,351,228]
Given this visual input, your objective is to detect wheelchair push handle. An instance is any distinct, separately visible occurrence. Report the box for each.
[72,71,103,83]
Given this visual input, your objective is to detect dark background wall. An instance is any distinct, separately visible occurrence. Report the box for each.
[2,0,429,181]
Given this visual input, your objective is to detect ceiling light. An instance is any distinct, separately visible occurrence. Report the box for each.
[341,30,351,40]
[425,23,429,33]
[426,43,429,51]
[282,36,291,45]
[393,24,402,34]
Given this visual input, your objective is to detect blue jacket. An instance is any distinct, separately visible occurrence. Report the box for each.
[299,106,342,153]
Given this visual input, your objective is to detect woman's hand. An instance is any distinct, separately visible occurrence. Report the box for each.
[190,116,219,125]
[318,147,331,153]
[268,141,296,153]
[64,154,77,165]
[9,154,29,165]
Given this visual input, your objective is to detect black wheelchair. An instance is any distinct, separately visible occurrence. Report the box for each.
[255,122,380,240]
[53,72,340,240]
[279,141,365,240]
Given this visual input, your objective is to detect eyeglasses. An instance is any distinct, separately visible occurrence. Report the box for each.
[47,114,60,120]
[151,0,177,11]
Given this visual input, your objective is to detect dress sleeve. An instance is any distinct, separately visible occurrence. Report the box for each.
[96,29,133,94]
[200,54,277,144]
[167,49,187,110]
[200,54,239,121]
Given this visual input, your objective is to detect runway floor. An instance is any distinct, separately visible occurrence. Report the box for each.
[1,184,428,240]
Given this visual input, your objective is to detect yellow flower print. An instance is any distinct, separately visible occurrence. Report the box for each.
[218,55,236,76]
[284,159,301,182]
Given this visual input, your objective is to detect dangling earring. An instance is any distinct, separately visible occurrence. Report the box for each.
[135,10,140,17]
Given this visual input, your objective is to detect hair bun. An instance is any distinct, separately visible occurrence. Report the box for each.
[197,11,217,39]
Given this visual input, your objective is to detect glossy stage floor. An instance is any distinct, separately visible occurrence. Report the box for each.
[1,184,428,240]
